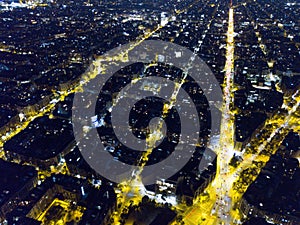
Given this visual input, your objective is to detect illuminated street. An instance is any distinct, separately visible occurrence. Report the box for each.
[0,0,299,225]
